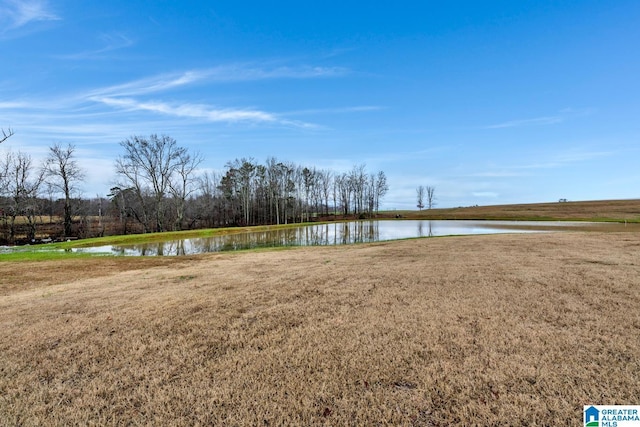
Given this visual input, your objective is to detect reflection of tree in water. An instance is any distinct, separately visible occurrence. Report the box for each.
[136,240,187,255]
[417,221,434,238]
[111,221,382,255]
[336,221,379,244]
[339,222,350,245]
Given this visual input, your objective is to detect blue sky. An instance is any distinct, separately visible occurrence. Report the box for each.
[1,0,639,209]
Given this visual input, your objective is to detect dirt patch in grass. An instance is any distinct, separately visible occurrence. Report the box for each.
[1,232,639,425]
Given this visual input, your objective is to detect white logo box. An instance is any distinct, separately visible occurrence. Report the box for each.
[584,406,640,427]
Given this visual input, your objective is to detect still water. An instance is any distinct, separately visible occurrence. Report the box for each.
[72,220,591,257]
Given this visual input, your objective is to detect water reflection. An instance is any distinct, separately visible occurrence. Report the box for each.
[72,219,586,257]
[102,221,385,256]
[416,221,435,237]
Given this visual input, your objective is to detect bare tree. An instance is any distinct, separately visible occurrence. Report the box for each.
[365,174,376,216]
[318,169,332,216]
[95,194,106,237]
[302,167,314,222]
[108,186,140,235]
[195,170,222,227]
[416,185,425,211]
[169,150,203,230]
[265,158,293,225]
[426,186,436,210]
[112,170,149,232]
[0,149,8,191]
[1,151,44,243]
[224,158,257,226]
[336,173,352,216]
[0,130,14,193]
[265,157,281,224]
[374,171,388,215]
[44,143,85,237]
[350,164,367,215]
[115,135,188,233]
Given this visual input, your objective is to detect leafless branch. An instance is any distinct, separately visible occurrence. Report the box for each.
[1,128,14,144]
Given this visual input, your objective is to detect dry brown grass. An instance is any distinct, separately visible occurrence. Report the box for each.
[1,232,639,425]
[396,198,640,221]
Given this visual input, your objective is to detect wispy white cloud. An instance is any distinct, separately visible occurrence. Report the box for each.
[484,115,564,129]
[89,96,317,129]
[146,62,349,86]
[86,71,209,98]
[284,106,383,116]
[79,64,344,127]
[0,101,30,109]
[0,0,59,32]
[54,33,135,60]
[469,171,526,178]
[484,107,594,130]
[87,65,348,98]
[555,149,613,163]
[93,97,279,124]
[214,64,348,81]
[1,59,346,187]
[558,107,595,115]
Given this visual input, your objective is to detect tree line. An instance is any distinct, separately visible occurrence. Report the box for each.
[0,132,389,244]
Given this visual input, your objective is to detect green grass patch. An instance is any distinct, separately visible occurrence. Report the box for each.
[0,248,100,262]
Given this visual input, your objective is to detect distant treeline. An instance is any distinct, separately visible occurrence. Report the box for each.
[0,134,388,244]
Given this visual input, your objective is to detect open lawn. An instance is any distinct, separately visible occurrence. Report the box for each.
[1,232,639,425]
[392,198,640,222]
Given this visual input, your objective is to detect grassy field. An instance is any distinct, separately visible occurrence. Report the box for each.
[1,231,639,425]
[390,198,640,222]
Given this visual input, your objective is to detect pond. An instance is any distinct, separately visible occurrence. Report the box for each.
[70,220,603,256]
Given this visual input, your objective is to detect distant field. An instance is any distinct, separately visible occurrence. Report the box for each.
[1,231,639,425]
[386,198,640,222]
